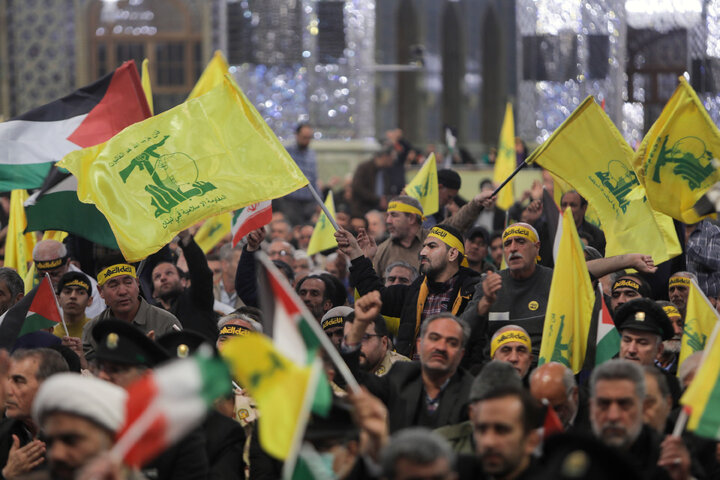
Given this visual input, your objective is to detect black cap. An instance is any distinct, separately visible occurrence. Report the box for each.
[157,330,209,359]
[613,298,674,341]
[92,320,170,367]
[437,169,461,190]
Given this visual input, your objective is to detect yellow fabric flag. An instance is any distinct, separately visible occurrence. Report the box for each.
[405,153,439,216]
[307,191,337,256]
[633,77,720,224]
[141,59,154,115]
[680,321,720,438]
[221,333,319,460]
[527,96,682,265]
[194,213,231,253]
[187,50,230,100]
[6,190,36,279]
[679,279,719,371]
[538,209,595,373]
[58,77,308,262]
[494,103,515,210]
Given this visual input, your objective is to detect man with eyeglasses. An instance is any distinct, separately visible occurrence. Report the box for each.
[343,308,409,376]
[267,239,295,269]
[383,261,418,287]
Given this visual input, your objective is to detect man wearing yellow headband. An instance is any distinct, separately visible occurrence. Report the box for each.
[489,325,533,378]
[668,272,695,318]
[336,223,483,357]
[656,300,683,375]
[372,191,496,279]
[81,259,182,360]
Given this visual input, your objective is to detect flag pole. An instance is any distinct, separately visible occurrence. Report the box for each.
[46,273,69,337]
[306,184,340,232]
[491,161,528,199]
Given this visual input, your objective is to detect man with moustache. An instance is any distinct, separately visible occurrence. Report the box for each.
[668,272,694,318]
[336,224,481,357]
[655,301,683,375]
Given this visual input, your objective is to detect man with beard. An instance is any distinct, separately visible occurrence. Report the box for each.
[668,272,694,318]
[336,224,481,357]
[321,306,353,349]
[590,359,691,480]
[30,373,130,480]
[0,268,24,317]
[296,273,339,322]
[655,301,683,375]
[151,230,218,340]
[490,325,533,380]
[342,306,409,376]
[469,385,541,480]
[464,226,495,274]
[610,273,652,315]
[342,291,474,432]
[614,299,681,406]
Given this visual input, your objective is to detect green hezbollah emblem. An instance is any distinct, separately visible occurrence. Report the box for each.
[650,136,716,190]
[683,321,707,352]
[413,171,432,198]
[248,350,285,389]
[540,314,571,367]
[119,135,217,218]
[593,160,640,214]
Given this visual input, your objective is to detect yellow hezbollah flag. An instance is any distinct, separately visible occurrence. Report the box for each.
[527,96,681,265]
[187,50,230,100]
[141,59,153,115]
[307,191,337,256]
[633,77,720,224]
[681,321,720,438]
[221,333,319,459]
[494,103,515,210]
[58,76,308,262]
[679,279,719,371]
[538,208,595,373]
[6,190,36,279]
[405,153,438,216]
[550,171,602,228]
[194,213,231,253]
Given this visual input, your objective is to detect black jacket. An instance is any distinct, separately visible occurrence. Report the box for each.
[349,256,481,357]
[343,348,474,433]
[204,411,245,480]
[142,428,209,480]
[0,418,40,476]
[164,237,218,340]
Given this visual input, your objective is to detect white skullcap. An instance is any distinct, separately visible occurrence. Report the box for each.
[32,373,127,433]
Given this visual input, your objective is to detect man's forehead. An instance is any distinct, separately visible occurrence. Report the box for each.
[390,266,411,276]
[621,328,656,340]
[426,318,461,336]
[104,274,136,286]
[301,278,325,291]
[594,378,637,396]
[498,341,528,351]
[153,262,177,274]
[423,237,443,248]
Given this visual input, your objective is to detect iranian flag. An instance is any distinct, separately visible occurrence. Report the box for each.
[231,201,272,247]
[0,60,150,191]
[0,275,62,349]
[113,351,230,468]
[595,283,620,365]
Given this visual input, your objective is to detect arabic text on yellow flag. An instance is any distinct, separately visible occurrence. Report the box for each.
[679,279,719,371]
[194,213,231,253]
[307,191,337,256]
[494,103,516,210]
[141,59,153,115]
[405,153,439,216]
[187,50,230,100]
[58,76,308,262]
[526,96,682,265]
[538,209,595,374]
[6,190,36,280]
[633,77,720,224]
[221,333,318,460]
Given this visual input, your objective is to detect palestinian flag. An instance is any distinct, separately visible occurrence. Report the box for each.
[25,167,118,248]
[0,275,62,349]
[595,283,620,365]
[0,60,151,191]
[231,201,272,247]
[113,352,230,468]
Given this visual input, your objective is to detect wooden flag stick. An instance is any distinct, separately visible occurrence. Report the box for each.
[491,161,529,198]
[306,184,340,231]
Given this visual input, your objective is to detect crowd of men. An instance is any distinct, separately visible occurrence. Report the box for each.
[0,124,719,479]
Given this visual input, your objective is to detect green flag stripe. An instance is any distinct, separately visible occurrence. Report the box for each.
[18,313,57,337]
[0,163,52,191]
[695,377,720,438]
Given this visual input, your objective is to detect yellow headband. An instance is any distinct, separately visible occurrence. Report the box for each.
[502,225,539,244]
[388,201,424,219]
[669,277,691,288]
[61,279,90,292]
[321,317,344,330]
[662,305,681,318]
[97,264,136,287]
[35,256,68,271]
[491,330,532,358]
[428,227,469,267]
[612,278,640,292]
[219,324,251,336]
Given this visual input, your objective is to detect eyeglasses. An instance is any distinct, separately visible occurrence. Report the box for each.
[386,276,411,284]
[270,250,290,257]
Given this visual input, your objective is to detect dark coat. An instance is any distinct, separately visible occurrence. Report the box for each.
[349,256,481,357]
[164,238,219,341]
[343,348,474,433]
[0,418,39,476]
[143,428,209,480]
[204,411,245,480]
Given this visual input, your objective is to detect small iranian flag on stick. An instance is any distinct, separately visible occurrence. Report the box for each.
[595,283,620,365]
[231,201,272,247]
[112,351,230,468]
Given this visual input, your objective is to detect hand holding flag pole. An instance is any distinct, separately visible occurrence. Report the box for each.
[46,272,69,337]
[306,184,340,231]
